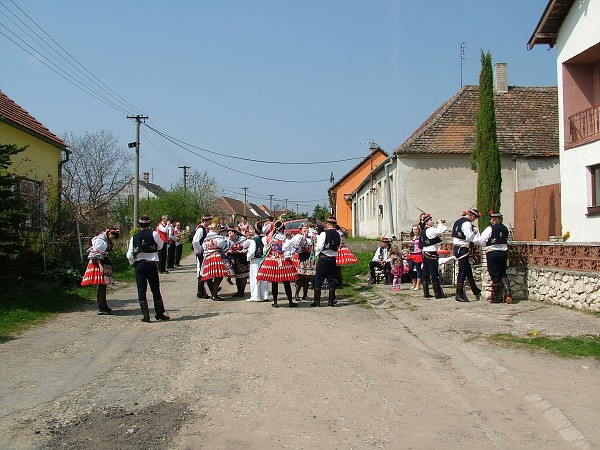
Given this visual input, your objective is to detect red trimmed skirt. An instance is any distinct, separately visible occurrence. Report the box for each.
[336,246,358,265]
[81,259,112,286]
[256,256,298,282]
[201,252,230,280]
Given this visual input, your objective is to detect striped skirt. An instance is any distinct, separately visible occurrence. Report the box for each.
[256,255,298,283]
[81,259,115,286]
[336,246,358,265]
[201,252,230,280]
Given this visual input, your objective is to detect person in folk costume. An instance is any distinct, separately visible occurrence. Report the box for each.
[167,219,178,270]
[227,227,250,298]
[335,224,356,289]
[368,237,392,284]
[420,214,448,299]
[156,215,170,274]
[200,224,231,300]
[81,228,120,315]
[126,215,170,322]
[244,222,270,302]
[237,215,252,235]
[474,210,513,304]
[262,215,275,237]
[289,223,314,301]
[256,220,299,308]
[192,215,214,299]
[451,208,482,302]
[310,216,341,307]
[405,224,423,291]
[174,221,186,267]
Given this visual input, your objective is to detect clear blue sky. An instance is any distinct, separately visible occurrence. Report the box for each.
[1,0,556,214]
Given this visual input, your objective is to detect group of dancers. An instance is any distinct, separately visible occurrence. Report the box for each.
[192,215,358,308]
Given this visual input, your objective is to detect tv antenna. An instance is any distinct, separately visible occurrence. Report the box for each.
[460,42,466,87]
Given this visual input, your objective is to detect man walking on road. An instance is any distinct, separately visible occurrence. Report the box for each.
[127,215,171,322]
[311,216,341,307]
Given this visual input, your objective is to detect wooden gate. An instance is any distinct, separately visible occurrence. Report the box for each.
[513,183,561,241]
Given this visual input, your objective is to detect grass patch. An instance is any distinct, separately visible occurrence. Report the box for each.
[490,333,600,360]
[339,251,373,301]
[0,280,94,341]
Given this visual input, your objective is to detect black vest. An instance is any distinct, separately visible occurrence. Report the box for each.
[452,217,470,239]
[253,235,264,258]
[323,229,340,252]
[132,228,158,256]
[197,225,208,246]
[486,223,509,246]
[419,227,441,247]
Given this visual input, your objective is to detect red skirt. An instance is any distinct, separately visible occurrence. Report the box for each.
[256,255,298,282]
[81,260,105,286]
[336,246,358,265]
[201,252,230,280]
[408,253,423,264]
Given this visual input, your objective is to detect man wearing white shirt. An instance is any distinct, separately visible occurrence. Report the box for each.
[451,208,482,302]
[311,216,341,307]
[420,214,447,299]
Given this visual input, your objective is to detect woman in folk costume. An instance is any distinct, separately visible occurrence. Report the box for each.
[227,228,250,298]
[335,226,357,265]
[81,228,120,315]
[256,220,299,308]
[200,225,231,300]
[289,223,314,301]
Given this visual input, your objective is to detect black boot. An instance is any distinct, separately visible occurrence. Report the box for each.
[97,284,112,315]
[328,289,337,307]
[235,278,246,298]
[197,280,209,299]
[154,298,171,321]
[139,300,151,322]
[294,282,302,301]
[501,276,513,303]
[433,280,447,299]
[211,278,222,301]
[311,288,321,307]
[302,279,309,300]
[490,283,503,303]
[285,282,297,307]
[422,281,432,298]
[468,278,482,301]
[455,282,468,302]
[272,282,278,308]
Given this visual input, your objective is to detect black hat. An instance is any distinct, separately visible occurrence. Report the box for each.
[202,214,214,222]
[326,216,337,225]
[467,208,481,218]
[489,210,503,218]
[138,215,151,226]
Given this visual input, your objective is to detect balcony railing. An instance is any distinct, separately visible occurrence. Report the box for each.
[568,105,600,146]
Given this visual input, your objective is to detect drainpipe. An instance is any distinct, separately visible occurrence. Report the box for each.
[57,147,71,225]
[384,155,395,237]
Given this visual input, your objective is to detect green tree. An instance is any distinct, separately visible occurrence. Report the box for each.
[313,204,330,222]
[472,50,501,226]
[0,144,30,259]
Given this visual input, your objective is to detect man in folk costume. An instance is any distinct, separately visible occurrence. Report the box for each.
[262,215,275,236]
[156,215,170,274]
[227,227,250,297]
[244,222,270,302]
[311,216,341,307]
[81,228,120,315]
[452,208,482,302]
[173,221,185,267]
[368,238,392,284]
[192,215,214,299]
[237,215,252,235]
[167,219,178,270]
[475,210,513,303]
[126,215,170,322]
[256,220,298,308]
[200,225,231,300]
[420,214,448,299]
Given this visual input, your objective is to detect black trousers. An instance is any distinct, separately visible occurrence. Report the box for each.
[158,244,168,272]
[175,244,183,265]
[453,246,472,284]
[422,252,440,282]
[135,261,162,302]
[314,256,337,290]
[486,250,507,284]
[167,243,176,268]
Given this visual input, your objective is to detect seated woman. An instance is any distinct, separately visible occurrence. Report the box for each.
[368,237,392,284]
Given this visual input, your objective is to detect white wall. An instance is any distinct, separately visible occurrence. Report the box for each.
[556,0,600,242]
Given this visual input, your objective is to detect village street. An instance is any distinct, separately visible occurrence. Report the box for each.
[0,254,598,450]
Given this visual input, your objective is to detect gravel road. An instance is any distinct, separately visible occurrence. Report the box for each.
[0,255,598,449]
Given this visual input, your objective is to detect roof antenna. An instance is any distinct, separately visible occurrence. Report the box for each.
[460,42,466,88]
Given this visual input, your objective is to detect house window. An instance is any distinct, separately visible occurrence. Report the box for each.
[588,164,600,216]
[18,178,45,229]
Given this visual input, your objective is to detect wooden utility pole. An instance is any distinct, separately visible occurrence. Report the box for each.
[127,115,148,226]
[179,165,191,194]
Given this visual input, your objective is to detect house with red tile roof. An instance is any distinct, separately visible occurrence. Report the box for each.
[350,64,560,238]
[0,90,68,227]
[528,0,600,242]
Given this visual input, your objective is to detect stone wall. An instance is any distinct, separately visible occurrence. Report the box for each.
[527,267,600,312]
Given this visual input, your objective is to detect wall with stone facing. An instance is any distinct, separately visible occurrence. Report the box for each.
[527,267,600,312]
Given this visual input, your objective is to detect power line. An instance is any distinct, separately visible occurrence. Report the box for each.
[144,124,364,165]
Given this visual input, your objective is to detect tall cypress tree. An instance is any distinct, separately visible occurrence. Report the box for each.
[472,50,501,226]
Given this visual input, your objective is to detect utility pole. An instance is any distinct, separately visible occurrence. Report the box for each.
[127,114,148,226]
[242,187,248,216]
[179,165,191,194]
[285,198,288,211]
[269,194,274,213]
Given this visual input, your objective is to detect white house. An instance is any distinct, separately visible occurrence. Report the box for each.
[352,65,560,238]
[528,0,600,242]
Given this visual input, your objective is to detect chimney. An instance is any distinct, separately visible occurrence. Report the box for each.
[494,62,508,94]
[143,172,149,183]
